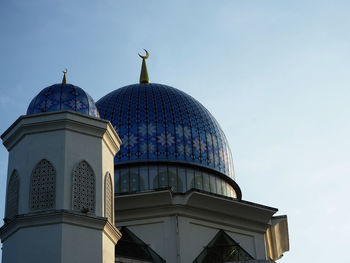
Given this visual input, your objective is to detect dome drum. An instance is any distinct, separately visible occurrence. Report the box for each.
[114,162,241,199]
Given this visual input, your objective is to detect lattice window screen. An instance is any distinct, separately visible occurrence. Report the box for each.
[30,159,56,211]
[6,170,19,219]
[72,161,95,213]
[105,172,113,222]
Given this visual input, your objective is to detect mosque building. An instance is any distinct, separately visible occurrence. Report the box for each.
[0,51,289,263]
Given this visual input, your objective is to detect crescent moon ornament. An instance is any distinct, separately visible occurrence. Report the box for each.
[138,49,149,60]
[63,68,68,74]
[139,49,150,83]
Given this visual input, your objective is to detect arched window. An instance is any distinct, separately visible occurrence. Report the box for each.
[5,170,19,219]
[105,172,113,223]
[72,161,95,213]
[30,159,56,211]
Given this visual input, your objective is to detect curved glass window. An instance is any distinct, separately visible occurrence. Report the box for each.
[210,175,217,194]
[130,168,139,192]
[187,168,194,189]
[203,173,210,192]
[158,166,168,188]
[194,170,203,190]
[120,168,129,193]
[178,167,186,193]
[150,167,158,189]
[168,167,177,191]
[115,164,237,198]
[140,166,149,191]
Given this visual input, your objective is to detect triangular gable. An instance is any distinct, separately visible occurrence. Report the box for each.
[115,227,166,263]
[193,230,254,263]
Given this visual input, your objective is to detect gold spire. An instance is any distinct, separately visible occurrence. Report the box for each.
[138,49,150,83]
[62,69,68,84]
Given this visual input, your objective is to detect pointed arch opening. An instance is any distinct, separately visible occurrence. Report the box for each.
[72,160,95,213]
[104,172,113,223]
[5,170,20,219]
[30,159,56,211]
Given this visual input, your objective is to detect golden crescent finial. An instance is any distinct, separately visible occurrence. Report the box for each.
[138,49,149,60]
[62,68,68,84]
[139,50,150,83]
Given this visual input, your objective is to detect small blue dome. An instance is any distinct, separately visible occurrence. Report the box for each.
[96,83,234,180]
[27,84,100,118]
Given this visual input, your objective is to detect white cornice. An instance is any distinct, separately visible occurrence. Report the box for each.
[115,190,277,233]
[103,122,122,156]
[0,210,122,243]
[1,111,121,151]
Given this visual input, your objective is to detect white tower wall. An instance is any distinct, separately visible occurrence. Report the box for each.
[0,111,122,263]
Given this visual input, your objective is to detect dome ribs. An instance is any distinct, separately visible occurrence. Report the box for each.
[27,84,99,118]
[150,84,160,159]
[154,84,167,159]
[95,83,235,182]
[166,86,186,161]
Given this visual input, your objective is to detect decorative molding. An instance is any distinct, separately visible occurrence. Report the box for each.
[0,210,122,244]
[104,172,113,223]
[115,190,276,233]
[102,122,122,156]
[1,111,118,151]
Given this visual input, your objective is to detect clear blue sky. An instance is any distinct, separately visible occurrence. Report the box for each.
[1,1,349,262]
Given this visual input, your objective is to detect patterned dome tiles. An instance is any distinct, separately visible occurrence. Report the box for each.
[27,84,100,118]
[96,83,234,180]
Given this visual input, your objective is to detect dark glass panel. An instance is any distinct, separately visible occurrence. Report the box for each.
[222,180,227,196]
[139,166,148,191]
[149,166,158,190]
[120,168,129,193]
[177,167,186,193]
[168,167,177,191]
[158,165,168,188]
[115,168,120,194]
[187,168,195,190]
[216,177,223,195]
[203,173,210,192]
[194,170,203,190]
[210,174,217,194]
[130,167,139,192]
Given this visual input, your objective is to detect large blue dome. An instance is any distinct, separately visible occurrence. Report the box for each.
[96,83,240,199]
[27,83,100,118]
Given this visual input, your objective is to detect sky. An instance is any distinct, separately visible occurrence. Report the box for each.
[1,0,350,262]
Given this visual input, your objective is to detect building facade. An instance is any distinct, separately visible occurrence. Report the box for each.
[0,54,289,263]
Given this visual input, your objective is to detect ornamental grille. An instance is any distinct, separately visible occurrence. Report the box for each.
[105,173,113,222]
[72,161,95,213]
[5,170,19,219]
[30,159,56,211]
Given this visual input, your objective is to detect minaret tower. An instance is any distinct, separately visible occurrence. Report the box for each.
[0,72,122,263]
